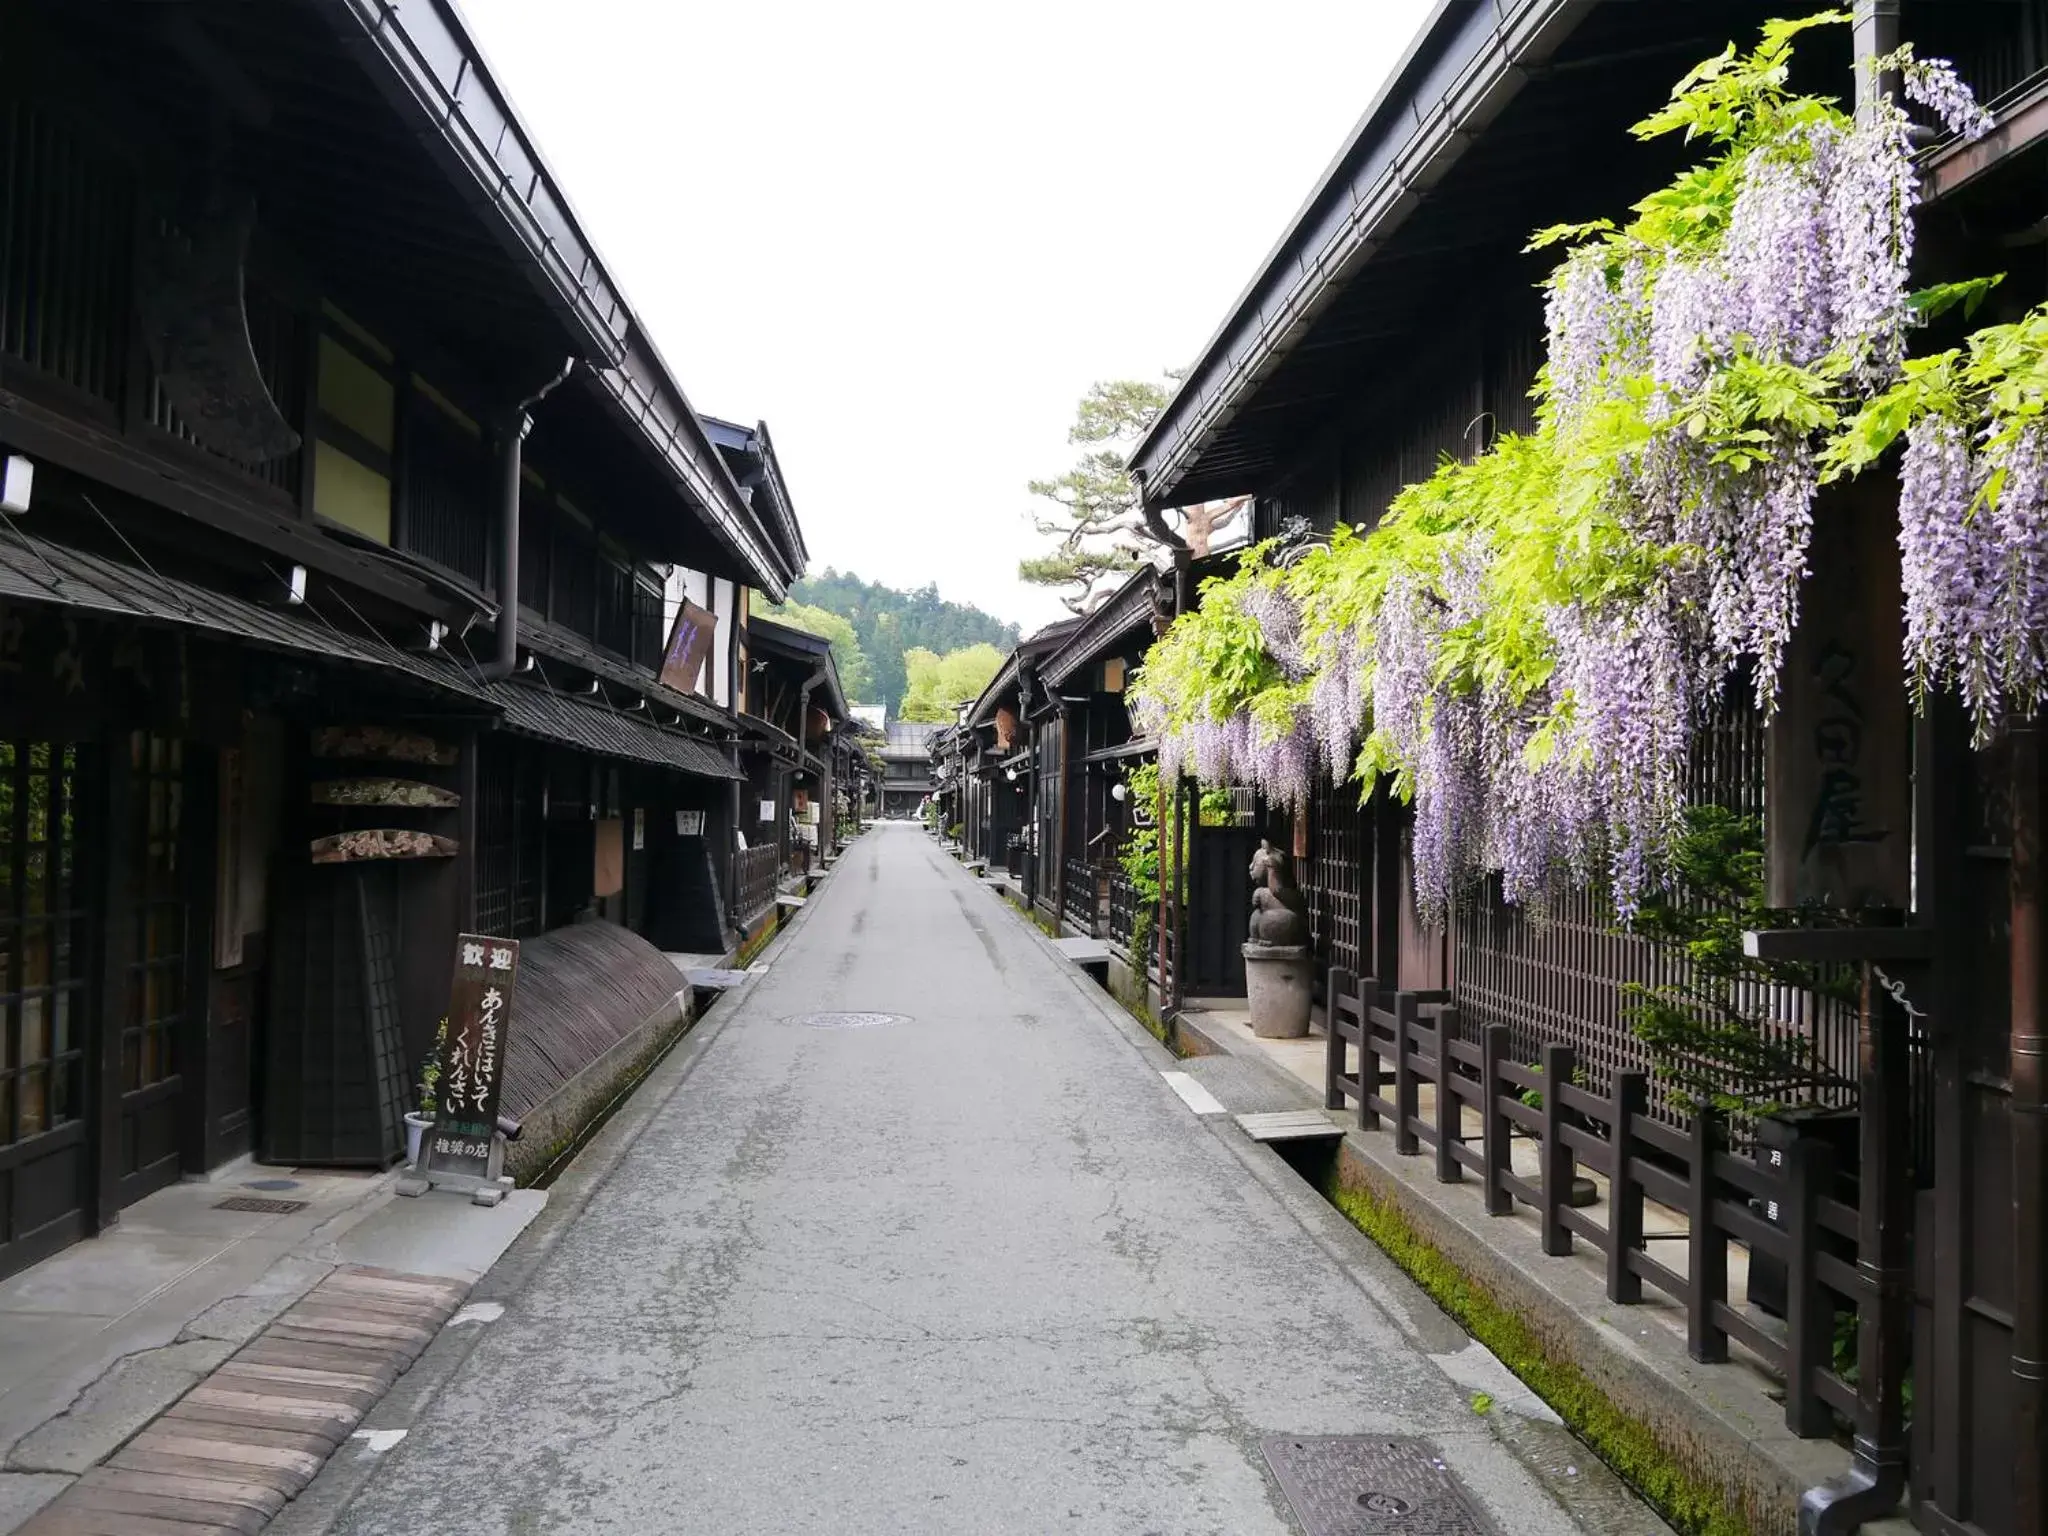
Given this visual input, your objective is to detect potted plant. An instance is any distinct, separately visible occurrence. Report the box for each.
[406,1016,448,1167]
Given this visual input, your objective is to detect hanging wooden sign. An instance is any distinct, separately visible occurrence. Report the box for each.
[312,726,457,765]
[659,599,717,694]
[423,935,520,1184]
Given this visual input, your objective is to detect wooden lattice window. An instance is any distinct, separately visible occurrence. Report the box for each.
[123,734,184,1096]
[0,742,86,1147]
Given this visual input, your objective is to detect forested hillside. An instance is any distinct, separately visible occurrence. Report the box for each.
[786,569,1021,713]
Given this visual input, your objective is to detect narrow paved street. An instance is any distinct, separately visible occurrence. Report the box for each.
[314,826,1641,1535]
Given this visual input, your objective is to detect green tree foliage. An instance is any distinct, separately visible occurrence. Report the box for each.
[756,599,874,703]
[784,570,1022,713]
[897,644,1006,722]
[1022,378,1175,615]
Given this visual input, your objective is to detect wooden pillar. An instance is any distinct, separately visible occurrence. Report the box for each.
[179,745,219,1176]
[1372,786,1403,986]
[2011,723,2048,1535]
[1054,707,1073,926]
[90,737,135,1230]
[1154,760,1170,993]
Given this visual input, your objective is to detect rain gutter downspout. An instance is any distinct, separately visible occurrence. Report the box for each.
[482,357,575,681]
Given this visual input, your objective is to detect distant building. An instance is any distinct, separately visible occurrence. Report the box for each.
[878,722,942,818]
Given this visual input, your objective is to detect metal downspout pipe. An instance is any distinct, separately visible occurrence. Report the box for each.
[482,357,575,681]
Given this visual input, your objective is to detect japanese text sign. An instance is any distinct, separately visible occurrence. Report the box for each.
[426,933,520,1182]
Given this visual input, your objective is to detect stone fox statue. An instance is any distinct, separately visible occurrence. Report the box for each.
[1247,839,1310,947]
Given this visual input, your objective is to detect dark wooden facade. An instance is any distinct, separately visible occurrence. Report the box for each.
[0,0,803,1279]
[742,616,857,903]
[1104,3,2048,1530]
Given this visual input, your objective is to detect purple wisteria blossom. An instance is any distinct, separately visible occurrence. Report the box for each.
[1139,39,2007,924]
[1900,56,1997,142]
[1900,420,2048,743]
[1309,631,1367,783]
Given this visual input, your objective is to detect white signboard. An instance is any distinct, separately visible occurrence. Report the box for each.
[759,799,776,822]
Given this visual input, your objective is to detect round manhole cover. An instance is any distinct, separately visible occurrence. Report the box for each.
[786,1011,907,1030]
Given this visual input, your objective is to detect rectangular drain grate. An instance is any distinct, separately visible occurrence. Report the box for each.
[1261,1436,1501,1535]
[213,1195,309,1214]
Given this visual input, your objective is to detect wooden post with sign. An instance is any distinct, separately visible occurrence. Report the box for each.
[397,933,521,1207]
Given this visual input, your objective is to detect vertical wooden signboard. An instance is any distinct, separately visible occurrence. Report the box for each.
[1766,483,1912,912]
[423,934,520,1185]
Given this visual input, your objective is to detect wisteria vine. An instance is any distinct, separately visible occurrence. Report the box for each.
[1132,13,2021,923]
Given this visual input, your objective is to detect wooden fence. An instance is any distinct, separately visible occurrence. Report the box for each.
[1324,967,1866,1443]
[735,844,780,926]
[1063,857,1101,935]
[1108,870,1139,954]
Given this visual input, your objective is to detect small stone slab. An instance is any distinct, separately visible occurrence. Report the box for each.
[1235,1110,1346,1143]
[683,968,752,991]
[19,1265,463,1536]
[1052,936,1110,966]
[775,892,807,909]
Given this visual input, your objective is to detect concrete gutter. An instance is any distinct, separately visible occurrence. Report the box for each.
[502,986,695,1186]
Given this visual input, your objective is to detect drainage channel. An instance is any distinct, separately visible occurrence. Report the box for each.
[528,983,722,1191]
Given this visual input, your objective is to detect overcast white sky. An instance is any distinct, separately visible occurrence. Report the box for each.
[462,0,1440,629]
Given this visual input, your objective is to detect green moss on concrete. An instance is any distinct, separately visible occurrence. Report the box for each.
[513,1004,697,1187]
[1324,1172,1752,1536]
[734,913,781,969]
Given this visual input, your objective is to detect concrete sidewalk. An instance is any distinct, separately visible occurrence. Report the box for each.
[0,1159,543,1532]
[293,823,1660,1536]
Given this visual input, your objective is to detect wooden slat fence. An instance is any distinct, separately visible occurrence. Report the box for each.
[1323,965,1865,1444]
[734,844,779,926]
[1108,870,1139,954]
[1063,857,1099,935]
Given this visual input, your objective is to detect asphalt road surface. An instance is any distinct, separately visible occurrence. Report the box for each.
[317,824,1654,1535]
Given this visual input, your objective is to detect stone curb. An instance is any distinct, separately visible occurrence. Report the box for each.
[16,1267,466,1536]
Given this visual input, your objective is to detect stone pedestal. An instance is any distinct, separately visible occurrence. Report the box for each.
[1243,943,1313,1039]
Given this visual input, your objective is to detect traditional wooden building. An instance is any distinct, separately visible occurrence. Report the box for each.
[951,619,1078,899]
[878,721,941,820]
[740,614,856,904]
[1112,3,2048,1531]
[0,0,807,1279]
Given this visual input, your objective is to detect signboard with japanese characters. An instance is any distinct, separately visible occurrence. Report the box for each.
[1765,481,1910,911]
[424,934,520,1183]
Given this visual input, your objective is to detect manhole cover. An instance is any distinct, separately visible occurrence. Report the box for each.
[785,1011,907,1030]
[213,1196,309,1215]
[1261,1436,1499,1535]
